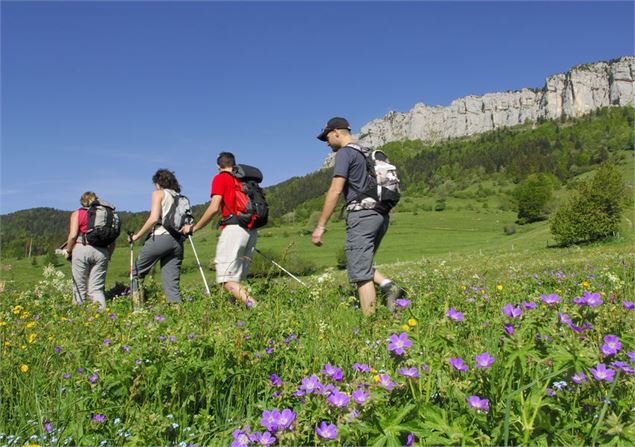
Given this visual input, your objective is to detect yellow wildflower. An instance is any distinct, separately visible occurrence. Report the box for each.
[4,341,11,347]
[373,374,380,382]
[0,321,6,326]
[401,324,410,331]
[20,364,29,373]
[26,321,36,329]
[582,281,590,289]
[28,333,38,344]
[12,305,23,314]
[60,317,68,321]
[21,311,30,319]
[408,318,417,327]
[496,284,504,292]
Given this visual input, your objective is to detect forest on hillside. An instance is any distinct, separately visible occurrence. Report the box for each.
[1,106,633,258]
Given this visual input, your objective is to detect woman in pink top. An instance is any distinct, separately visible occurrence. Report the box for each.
[63,191,111,310]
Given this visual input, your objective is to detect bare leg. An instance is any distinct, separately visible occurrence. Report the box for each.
[357,279,377,316]
[223,281,257,308]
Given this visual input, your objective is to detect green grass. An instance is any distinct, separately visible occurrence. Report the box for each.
[3,204,633,294]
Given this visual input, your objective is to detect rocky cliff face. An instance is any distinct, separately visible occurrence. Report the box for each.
[357,56,635,148]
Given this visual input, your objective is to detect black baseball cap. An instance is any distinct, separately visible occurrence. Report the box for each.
[317,117,351,141]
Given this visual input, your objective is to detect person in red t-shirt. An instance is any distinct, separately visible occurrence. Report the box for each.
[181,152,257,307]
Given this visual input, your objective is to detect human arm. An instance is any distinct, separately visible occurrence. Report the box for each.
[63,210,80,259]
[181,194,223,235]
[311,176,346,246]
[129,190,163,243]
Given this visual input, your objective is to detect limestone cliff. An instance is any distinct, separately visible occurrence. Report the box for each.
[357,56,635,149]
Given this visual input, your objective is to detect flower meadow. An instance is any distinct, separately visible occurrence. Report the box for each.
[1,245,634,446]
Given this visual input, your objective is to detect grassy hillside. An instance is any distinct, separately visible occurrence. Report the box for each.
[3,152,632,291]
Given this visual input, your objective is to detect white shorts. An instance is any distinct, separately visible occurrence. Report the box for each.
[215,225,258,283]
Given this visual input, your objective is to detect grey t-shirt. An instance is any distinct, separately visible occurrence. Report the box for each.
[333,145,369,203]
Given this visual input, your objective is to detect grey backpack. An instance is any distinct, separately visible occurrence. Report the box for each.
[161,190,193,239]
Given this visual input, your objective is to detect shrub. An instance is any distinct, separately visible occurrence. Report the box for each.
[514,173,556,224]
[503,224,516,235]
[550,162,631,245]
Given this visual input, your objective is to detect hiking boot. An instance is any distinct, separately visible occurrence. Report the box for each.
[380,282,405,313]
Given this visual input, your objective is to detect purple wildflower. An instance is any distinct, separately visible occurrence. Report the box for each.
[590,363,615,382]
[352,362,371,373]
[320,363,344,381]
[270,374,282,387]
[102,338,110,346]
[504,324,515,335]
[54,346,62,354]
[276,408,296,430]
[378,374,396,391]
[541,293,562,305]
[449,357,469,372]
[601,335,622,356]
[154,315,165,322]
[250,431,276,446]
[108,312,116,320]
[466,395,489,411]
[345,409,360,423]
[387,332,412,356]
[89,373,99,383]
[265,347,274,355]
[559,313,572,325]
[446,307,464,322]
[546,388,556,397]
[121,345,130,353]
[502,304,522,319]
[395,298,411,308]
[352,389,369,405]
[522,300,537,310]
[584,291,603,307]
[260,409,280,432]
[572,372,587,384]
[623,300,635,310]
[315,421,337,440]
[474,352,495,369]
[627,351,635,363]
[231,429,250,447]
[91,414,105,423]
[398,366,419,378]
[299,374,321,394]
[404,433,415,447]
[188,332,196,340]
[63,372,71,379]
[327,391,350,408]
[420,363,430,373]
[44,420,53,433]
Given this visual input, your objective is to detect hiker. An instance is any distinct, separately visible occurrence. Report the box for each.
[311,117,405,316]
[128,169,185,304]
[63,191,115,310]
[181,152,258,308]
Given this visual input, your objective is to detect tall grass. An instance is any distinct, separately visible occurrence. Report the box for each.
[1,241,633,446]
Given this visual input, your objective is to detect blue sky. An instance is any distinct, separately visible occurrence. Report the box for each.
[1,0,633,214]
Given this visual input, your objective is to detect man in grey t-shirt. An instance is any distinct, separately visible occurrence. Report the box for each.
[311,117,405,316]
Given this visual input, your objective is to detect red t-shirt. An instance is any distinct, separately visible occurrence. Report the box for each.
[211,172,241,219]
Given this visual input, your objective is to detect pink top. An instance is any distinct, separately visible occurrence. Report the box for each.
[78,208,88,234]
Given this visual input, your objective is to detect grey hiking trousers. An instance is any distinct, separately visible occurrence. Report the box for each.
[133,233,183,303]
[71,243,109,310]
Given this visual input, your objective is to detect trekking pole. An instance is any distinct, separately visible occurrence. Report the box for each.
[127,231,142,311]
[188,235,211,297]
[254,248,307,287]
